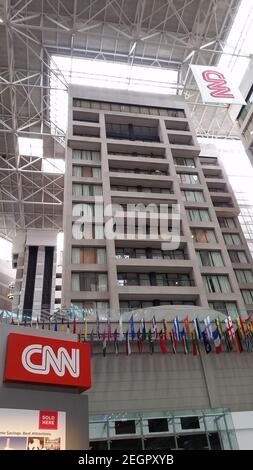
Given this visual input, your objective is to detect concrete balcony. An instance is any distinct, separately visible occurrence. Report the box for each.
[108,154,168,171]
[72,176,102,184]
[70,264,107,272]
[165,118,189,131]
[213,206,240,217]
[70,291,109,301]
[116,258,192,272]
[167,130,194,146]
[170,144,200,157]
[109,172,172,187]
[110,190,176,204]
[118,285,199,301]
[72,120,100,138]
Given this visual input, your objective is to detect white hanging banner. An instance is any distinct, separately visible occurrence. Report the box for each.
[190,65,246,105]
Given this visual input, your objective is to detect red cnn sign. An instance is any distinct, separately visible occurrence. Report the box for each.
[4,333,91,391]
[202,69,234,99]
[39,411,58,430]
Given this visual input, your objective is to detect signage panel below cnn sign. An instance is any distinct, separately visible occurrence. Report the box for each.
[190,65,246,105]
[3,333,91,391]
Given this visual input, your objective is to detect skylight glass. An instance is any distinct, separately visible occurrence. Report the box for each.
[50,56,178,133]
[219,0,253,83]
[18,137,43,158]
[42,158,65,174]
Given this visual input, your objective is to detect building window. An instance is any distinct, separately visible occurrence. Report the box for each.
[218,217,236,228]
[241,290,253,304]
[72,183,103,197]
[209,301,238,316]
[71,272,108,292]
[186,209,210,222]
[228,250,248,263]
[72,166,101,178]
[235,270,253,283]
[203,275,232,293]
[115,421,136,435]
[174,157,195,167]
[180,417,200,430]
[148,419,169,433]
[117,273,192,287]
[178,173,200,184]
[223,233,241,246]
[182,190,204,202]
[72,301,109,315]
[197,251,224,267]
[72,149,101,161]
[191,229,217,243]
[72,247,106,264]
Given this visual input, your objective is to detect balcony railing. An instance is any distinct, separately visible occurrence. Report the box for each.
[117,278,194,287]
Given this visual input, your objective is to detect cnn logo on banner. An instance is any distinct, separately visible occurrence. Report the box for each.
[4,333,91,391]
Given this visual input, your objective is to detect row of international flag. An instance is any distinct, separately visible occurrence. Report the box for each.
[10,313,253,356]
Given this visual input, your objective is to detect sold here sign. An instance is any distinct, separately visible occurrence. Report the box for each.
[4,333,91,391]
[190,65,246,105]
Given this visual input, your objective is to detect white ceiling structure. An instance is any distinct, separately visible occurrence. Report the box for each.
[0,0,246,238]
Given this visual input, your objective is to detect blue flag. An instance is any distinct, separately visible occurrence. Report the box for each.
[130,315,135,340]
[174,317,180,341]
[202,330,212,354]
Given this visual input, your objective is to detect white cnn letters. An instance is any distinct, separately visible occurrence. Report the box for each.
[21,344,80,378]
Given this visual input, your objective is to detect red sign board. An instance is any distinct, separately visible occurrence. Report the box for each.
[4,333,91,391]
[39,411,58,430]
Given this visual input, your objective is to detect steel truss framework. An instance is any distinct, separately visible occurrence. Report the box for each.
[0,0,244,237]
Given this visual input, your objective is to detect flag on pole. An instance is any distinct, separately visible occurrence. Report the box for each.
[119,315,124,341]
[151,315,157,338]
[114,329,119,355]
[224,330,233,352]
[96,312,100,339]
[215,317,223,338]
[174,317,180,341]
[245,316,253,335]
[194,318,202,340]
[191,331,199,356]
[130,315,135,340]
[170,330,176,354]
[181,328,189,354]
[141,319,146,341]
[225,316,235,342]
[159,329,168,353]
[60,318,64,332]
[202,330,212,354]
[137,328,143,353]
[245,329,253,352]
[148,328,154,354]
[204,316,212,340]
[234,328,243,353]
[235,315,245,339]
[84,317,88,341]
[73,317,76,334]
[162,319,166,338]
[165,320,170,340]
[126,330,131,355]
[54,321,58,332]
[212,328,222,353]
[107,316,112,341]
[184,316,190,338]
[102,330,107,357]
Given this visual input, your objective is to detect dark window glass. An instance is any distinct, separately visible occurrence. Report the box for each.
[110,439,142,450]
[145,436,175,450]
[89,440,108,450]
[115,420,136,435]
[209,433,222,450]
[180,416,200,430]
[177,434,208,450]
[148,418,169,433]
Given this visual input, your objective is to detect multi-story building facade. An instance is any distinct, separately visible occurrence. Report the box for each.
[12,229,58,320]
[62,86,253,320]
